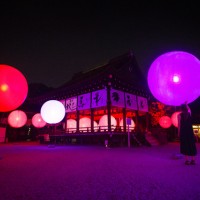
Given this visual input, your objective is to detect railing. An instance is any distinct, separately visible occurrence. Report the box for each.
[64,125,135,134]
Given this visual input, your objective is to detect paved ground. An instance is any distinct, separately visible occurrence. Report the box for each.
[0,141,199,200]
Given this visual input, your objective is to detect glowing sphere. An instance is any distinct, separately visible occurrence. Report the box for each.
[93,121,99,131]
[119,119,135,130]
[79,117,91,131]
[148,51,200,106]
[66,119,77,132]
[65,119,77,132]
[159,116,172,128]
[0,64,28,112]
[99,115,117,128]
[41,100,65,124]
[8,110,27,128]
[171,111,181,128]
[79,117,99,131]
[32,113,46,128]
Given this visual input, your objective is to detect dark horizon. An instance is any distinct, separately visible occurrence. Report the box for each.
[1,2,200,88]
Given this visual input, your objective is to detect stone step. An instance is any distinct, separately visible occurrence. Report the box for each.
[145,134,160,146]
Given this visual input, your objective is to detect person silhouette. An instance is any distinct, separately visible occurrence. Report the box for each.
[178,102,197,165]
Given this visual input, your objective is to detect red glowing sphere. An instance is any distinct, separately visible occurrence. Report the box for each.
[32,113,46,128]
[0,64,28,112]
[148,51,200,106]
[171,111,181,128]
[8,110,27,128]
[159,116,172,128]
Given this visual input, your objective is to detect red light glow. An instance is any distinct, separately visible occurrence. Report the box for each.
[159,116,172,128]
[8,110,27,128]
[32,113,46,128]
[0,64,28,112]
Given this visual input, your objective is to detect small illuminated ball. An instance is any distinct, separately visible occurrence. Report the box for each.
[79,117,91,131]
[32,113,46,128]
[119,119,135,130]
[8,110,27,128]
[171,111,181,128]
[66,119,77,132]
[79,117,99,131]
[0,64,28,112]
[148,51,200,106]
[159,116,172,128]
[93,121,99,131]
[99,115,117,127]
[41,100,65,124]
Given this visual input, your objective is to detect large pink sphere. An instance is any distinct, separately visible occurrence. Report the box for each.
[41,100,65,124]
[8,110,27,128]
[159,116,172,128]
[32,113,46,128]
[0,64,28,112]
[148,51,200,106]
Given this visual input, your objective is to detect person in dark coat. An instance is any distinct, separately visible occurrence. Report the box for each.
[178,103,197,165]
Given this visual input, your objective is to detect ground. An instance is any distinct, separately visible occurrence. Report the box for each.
[0,141,199,200]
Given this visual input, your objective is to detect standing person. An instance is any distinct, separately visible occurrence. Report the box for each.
[178,103,197,165]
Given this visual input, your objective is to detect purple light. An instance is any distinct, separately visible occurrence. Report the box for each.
[172,75,180,83]
[148,51,200,106]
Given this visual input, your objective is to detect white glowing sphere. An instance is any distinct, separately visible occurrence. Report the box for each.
[41,100,65,124]
[32,113,46,128]
[8,110,27,128]
[171,111,181,128]
[99,115,117,127]
[119,119,135,130]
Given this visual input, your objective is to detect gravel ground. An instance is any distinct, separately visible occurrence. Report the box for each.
[0,141,199,200]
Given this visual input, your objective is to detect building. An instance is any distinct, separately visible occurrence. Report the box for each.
[26,51,151,146]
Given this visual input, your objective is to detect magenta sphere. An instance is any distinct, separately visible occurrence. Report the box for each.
[8,110,27,128]
[148,51,200,106]
[159,116,172,128]
[0,64,28,112]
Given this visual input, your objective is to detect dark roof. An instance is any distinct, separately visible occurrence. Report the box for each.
[28,50,150,104]
[60,50,147,89]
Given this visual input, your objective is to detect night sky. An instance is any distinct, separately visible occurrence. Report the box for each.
[1,1,200,88]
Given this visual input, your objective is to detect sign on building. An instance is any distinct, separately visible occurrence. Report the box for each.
[110,89,125,108]
[91,89,107,108]
[137,96,148,112]
[125,93,138,110]
[65,97,77,113]
[77,93,91,110]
